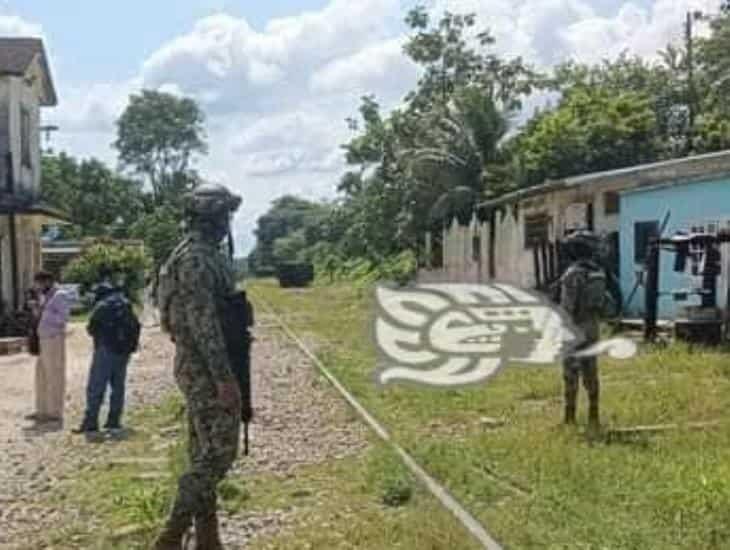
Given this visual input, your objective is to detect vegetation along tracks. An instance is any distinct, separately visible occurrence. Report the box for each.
[250,289,504,550]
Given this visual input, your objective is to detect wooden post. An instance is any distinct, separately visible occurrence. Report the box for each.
[540,241,550,285]
[532,245,541,289]
[548,242,556,281]
[644,238,660,342]
[5,151,18,311]
[8,213,18,311]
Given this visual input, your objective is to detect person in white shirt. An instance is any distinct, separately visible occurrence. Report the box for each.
[25,271,71,426]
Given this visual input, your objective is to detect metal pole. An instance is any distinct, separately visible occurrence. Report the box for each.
[644,238,660,342]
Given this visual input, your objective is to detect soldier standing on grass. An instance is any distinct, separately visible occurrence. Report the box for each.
[154,184,243,550]
[558,230,607,432]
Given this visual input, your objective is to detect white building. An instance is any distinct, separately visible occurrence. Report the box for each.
[420,150,730,292]
[0,38,64,311]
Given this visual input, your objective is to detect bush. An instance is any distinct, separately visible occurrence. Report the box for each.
[277,261,315,288]
[62,243,151,300]
[316,250,418,287]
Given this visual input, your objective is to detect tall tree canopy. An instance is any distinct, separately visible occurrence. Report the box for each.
[250,196,333,271]
[114,90,207,203]
[41,153,145,238]
[514,87,658,186]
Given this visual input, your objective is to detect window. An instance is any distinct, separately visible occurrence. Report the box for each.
[20,107,31,168]
[634,220,659,264]
[604,192,620,215]
[524,214,550,249]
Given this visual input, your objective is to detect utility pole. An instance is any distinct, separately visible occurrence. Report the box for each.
[685,10,709,155]
[686,11,696,154]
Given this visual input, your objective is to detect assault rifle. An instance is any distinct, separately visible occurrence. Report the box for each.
[221,290,254,455]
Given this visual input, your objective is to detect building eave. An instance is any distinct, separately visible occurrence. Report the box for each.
[477,149,730,212]
[0,197,70,221]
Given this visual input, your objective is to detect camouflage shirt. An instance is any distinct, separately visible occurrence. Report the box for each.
[559,260,606,343]
[158,233,236,387]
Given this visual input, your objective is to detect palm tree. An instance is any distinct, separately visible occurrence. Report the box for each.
[399,87,511,226]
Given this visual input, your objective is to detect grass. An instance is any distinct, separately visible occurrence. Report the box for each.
[39,394,188,549]
[38,319,482,549]
[249,278,730,549]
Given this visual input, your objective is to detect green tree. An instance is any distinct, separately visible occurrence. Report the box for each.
[403,6,539,111]
[129,205,183,267]
[272,229,308,264]
[62,242,151,299]
[41,153,145,238]
[251,196,333,272]
[114,89,207,203]
[553,53,688,158]
[514,87,657,185]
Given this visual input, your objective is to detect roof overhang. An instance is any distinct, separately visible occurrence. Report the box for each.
[477,149,730,212]
[0,198,70,222]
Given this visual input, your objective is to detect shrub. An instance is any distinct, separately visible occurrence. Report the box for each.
[62,243,151,300]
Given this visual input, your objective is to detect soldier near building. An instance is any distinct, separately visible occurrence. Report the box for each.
[558,230,607,431]
[154,183,245,550]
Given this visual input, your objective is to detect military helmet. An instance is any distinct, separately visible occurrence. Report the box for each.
[183,183,242,219]
[562,229,600,259]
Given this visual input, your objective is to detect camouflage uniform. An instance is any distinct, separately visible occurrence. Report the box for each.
[155,184,242,550]
[559,232,606,428]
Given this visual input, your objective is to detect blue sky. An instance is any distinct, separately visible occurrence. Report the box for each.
[0,0,714,253]
[7,0,331,82]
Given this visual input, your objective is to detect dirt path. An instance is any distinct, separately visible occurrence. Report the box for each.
[0,310,370,549]
[0,323,176,548]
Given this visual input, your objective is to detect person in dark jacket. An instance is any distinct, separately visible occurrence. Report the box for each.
[73,282,141,434]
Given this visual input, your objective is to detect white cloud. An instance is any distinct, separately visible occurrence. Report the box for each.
[0,15,42,37]
[41,0,727,253]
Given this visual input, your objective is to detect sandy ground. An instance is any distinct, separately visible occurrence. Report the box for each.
[0,322,176,549]
[0,310,370,549]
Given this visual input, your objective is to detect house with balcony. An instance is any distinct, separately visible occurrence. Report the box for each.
[0,38,65,314]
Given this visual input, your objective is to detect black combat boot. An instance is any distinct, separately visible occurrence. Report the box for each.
[194,511,224,550]
[588,400,600,430]
[564,402,576,425]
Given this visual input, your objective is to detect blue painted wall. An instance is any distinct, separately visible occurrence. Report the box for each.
[619,177,730,319]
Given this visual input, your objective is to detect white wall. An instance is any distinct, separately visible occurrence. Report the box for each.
[433,181,626,289]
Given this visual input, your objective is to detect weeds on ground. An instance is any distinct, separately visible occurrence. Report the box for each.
[252,280,730,549]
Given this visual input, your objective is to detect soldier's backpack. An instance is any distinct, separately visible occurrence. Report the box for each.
[575,262,607,320]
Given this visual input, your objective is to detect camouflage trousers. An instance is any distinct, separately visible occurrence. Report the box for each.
[562,355,600,423]
[166,392,240,526]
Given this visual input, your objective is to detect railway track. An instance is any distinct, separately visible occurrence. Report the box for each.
[250,290,504,550]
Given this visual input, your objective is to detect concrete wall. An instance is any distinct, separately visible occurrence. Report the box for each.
[426,181,623,289]
[619,176,730,319]
[0,214,41,310]
[0,64,43,195]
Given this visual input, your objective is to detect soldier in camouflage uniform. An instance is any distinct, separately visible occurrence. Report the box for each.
[559,230,606,430]
[154,184,243,550]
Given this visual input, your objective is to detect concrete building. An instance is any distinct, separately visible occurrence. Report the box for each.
[0,38,64,312]
[620,175,730,319]
[420,150,730,313]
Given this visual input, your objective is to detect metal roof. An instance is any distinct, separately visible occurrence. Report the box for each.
[477,149,730,211]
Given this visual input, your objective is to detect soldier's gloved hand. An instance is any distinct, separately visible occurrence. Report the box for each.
[217,381,242,413]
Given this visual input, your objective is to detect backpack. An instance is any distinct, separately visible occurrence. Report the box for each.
[575,262,607,320]
[95,296,141,355]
